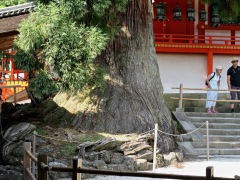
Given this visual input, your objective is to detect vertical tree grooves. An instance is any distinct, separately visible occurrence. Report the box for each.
[72,0,175,152]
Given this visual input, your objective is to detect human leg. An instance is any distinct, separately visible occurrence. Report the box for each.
[230,86,237,112]
[236,86,240,105]
[211,91,218,113]
[206,90,213,112]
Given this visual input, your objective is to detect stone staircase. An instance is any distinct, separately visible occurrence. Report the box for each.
[173,111,240,158]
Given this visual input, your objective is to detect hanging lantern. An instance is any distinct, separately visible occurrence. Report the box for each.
[227,17,234,24]
[173,5,182,21]
[186,4,195,21]
[199,8,207,21]
[210,11,220,27]
[186,0,195,21]
[154,2,168,21]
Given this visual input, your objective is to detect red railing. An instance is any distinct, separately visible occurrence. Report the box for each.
[155,34,240,46]
[0,80,28,101]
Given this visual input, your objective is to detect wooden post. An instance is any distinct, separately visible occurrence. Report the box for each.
[38,154,48,180]
[72,157,82,180]
[206,121,209,161]
[152,123,158,172]
[207,49,213,75]
[206,166,214,180]
[0,99,2,114]
[169,34,173,43]
[209,36,212,44]
[13,87,16,105]
[179,84,183,108]
[32,131,37,176]
[23,142,31,180]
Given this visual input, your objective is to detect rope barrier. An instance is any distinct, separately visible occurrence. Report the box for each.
[33,121,206,143]
[138,129,154,136]
[157,122,206,137]
[35,129,154,143]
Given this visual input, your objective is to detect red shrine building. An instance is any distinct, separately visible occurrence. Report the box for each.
[0,2,34,101]
[0,1,240,96]
[152,0,240,93]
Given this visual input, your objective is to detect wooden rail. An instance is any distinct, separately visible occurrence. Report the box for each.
[23,142,82,180]
[23,142,235,180]
[0,85,21,105]
[1,82,28,102]
[171,84,240,110]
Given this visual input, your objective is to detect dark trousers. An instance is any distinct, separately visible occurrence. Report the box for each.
[230,86,240,104]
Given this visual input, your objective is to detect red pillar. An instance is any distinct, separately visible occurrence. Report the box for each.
[197,1,206,43]
[207,49,213,75]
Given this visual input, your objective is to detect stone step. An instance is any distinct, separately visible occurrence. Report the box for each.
[192,142,240,149]
[199,129,240,135]
[189,117,240,124]
[185,112,240,118]
[196,155,240,159]
[174,111,240,158]
[195,148,240,155]
[193,122,240,129]
[203,135,240,141]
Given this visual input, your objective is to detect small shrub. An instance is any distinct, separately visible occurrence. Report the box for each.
[62,143,78,156]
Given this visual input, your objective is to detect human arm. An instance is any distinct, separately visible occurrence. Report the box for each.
[227,75,231,89]
[206,74,213,88]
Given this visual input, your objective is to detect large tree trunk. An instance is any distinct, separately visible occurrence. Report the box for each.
[72,0,174,152]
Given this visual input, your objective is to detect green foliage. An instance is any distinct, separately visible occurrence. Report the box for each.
[79,133,105,143]
[41,23,108,90]
[0,0,30,8]
[28,69,60,101]
[15,3,108,92]
[202,0,240,22]
[14,0,128,100]
[36,127,46,135]
[62,142,78,156]
[13,49,42,74]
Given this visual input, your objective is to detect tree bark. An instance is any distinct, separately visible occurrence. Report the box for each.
[72,0,174,152]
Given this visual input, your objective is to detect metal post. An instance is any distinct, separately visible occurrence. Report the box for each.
[179,84,183,109]
[206,121,209,161]
[152,123,158,172]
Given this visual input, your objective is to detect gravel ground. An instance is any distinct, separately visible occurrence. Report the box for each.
[87,158,240,179]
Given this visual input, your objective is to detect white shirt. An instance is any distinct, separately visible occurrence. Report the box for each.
[209,72,221,89]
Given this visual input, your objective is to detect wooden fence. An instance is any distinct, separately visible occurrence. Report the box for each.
[23,142,235,180]
[171,84,240,111]
[1,81,28,102]
[0,84,21,105]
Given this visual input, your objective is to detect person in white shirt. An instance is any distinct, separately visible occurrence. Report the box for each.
[206,66,223,113]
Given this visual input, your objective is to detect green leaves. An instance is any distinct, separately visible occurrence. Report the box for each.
[202,0,240,22]
[28,69,60,101]
[14,2,109,94]
[13,0,128,101]
[0,0,30,8]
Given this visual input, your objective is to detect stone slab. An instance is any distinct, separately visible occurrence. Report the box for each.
[172,111,205,142]
[177,142,199,157]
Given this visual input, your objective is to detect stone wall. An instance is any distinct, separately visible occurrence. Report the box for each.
[164,93,239,113]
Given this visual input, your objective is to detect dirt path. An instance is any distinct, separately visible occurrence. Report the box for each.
[87,158,240,179]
